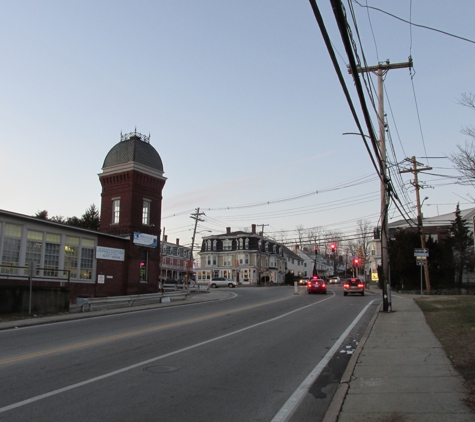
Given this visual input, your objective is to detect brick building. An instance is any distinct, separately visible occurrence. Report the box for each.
[0,130,169,311]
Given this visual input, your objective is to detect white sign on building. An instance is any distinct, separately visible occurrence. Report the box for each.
[133,232,158,248]
[96,246,125,261]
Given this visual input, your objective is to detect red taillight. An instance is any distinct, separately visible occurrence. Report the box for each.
[358,283,364,288]
[344,283,349,288]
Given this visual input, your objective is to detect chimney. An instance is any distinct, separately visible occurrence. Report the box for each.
[252,224,256,234]
[176,238,180,245]
[226,227,231,234]
[164,235,168,242]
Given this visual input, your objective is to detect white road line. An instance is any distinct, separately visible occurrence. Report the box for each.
[271,300,376,422]
[0,292,336,414]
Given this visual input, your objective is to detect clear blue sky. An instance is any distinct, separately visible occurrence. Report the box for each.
[1,1,474,248]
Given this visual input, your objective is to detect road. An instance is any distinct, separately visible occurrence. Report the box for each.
[0,285,380,422]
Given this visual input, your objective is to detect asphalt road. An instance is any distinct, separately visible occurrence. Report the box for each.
[0,285,380,422]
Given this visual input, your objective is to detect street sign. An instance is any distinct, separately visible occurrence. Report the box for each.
[414,248,429,257]
[416,260,426,266]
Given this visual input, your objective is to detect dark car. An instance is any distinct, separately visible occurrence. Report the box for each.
[343,278,365,296]
[306,277,327,294]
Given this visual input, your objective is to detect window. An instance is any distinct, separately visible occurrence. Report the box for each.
[142,200,150,225]
[64,236,79,279]
[112,198,120,224]
[26,230,43,276]
[44,233,61,277]
[245,238,249,250]
[80,239,95,280]
[223,239,232,250]
[1,223,22,274]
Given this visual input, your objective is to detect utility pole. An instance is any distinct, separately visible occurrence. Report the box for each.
[400,157,432,294]
[257,224,269,285]
[188,208,205,286]
[350,58,413,311]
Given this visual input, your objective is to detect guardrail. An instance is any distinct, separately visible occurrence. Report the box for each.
[162,282,211,292]
[78,290,190,312]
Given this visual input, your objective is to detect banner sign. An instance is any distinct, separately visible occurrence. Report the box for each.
[133,232,158,248]
[96,246,125,261]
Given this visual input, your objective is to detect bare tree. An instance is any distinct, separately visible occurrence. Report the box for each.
[450,93,475,188]
[356,219,373,273]
[295,224,305,248]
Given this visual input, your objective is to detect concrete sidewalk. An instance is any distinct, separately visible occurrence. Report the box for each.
[324,293,475,422]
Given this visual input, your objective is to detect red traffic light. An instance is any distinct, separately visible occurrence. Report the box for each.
[314,246,319,254]
[330,243,336,252]
[353,257,359,265]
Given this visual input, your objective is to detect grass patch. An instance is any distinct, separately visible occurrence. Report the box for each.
[415,296,475,410]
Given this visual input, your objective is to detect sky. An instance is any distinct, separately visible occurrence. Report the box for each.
[1,1,475,250]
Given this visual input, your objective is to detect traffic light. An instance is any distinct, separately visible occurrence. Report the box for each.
[314,246,319,255]
[353,257,359,266]
[330,243,336,253]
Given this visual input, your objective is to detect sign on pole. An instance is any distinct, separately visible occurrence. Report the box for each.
[414,248,429,257]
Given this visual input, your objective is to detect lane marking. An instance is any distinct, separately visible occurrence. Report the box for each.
[0,294,319,366]
[0,292,336,414]
[271,300,376,422]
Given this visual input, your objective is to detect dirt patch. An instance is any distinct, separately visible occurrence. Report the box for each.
[415,296,475,410]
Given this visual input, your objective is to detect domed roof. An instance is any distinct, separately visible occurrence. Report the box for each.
[103,132,164,172]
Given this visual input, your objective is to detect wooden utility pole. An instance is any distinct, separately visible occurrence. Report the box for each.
[188,208,205,285]
[400,157,432,294]
[350,59,413,311]
[257,224,269,285]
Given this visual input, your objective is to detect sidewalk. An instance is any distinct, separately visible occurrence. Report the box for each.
[324,291,475,422]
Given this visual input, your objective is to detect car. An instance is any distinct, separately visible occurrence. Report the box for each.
[306,276,327,294]
[343,278,365,296]
[298,277,309,286]
[329,276,340,284]
[210,277,237,288]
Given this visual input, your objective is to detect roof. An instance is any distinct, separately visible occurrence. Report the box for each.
[103,134,163,172]
[0,208,129,240]
[388,206,475,229]
[281,245,303,261]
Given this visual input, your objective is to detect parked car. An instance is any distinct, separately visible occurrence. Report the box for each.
[329,276,340,284]
[306,277,327,294]
[210,277,237,288]
[343,278,365,296]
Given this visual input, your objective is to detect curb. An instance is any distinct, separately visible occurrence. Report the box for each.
[322,301,382,422]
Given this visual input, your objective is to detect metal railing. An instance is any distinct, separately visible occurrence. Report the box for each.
[78,290,190,312]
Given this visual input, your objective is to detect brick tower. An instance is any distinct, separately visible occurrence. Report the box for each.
[99,130,166,294]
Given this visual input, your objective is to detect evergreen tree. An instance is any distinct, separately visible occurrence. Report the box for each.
[447,204,474,286]
[80,204,100,231]
[34,210,49,220]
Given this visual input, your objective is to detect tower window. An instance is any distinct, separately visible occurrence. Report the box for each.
[112,198,120,224]
[142,200,151,225]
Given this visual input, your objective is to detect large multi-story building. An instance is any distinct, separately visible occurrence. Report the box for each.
[160,235,191,283]
[0,130,167,311]
[196,225,286,285]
